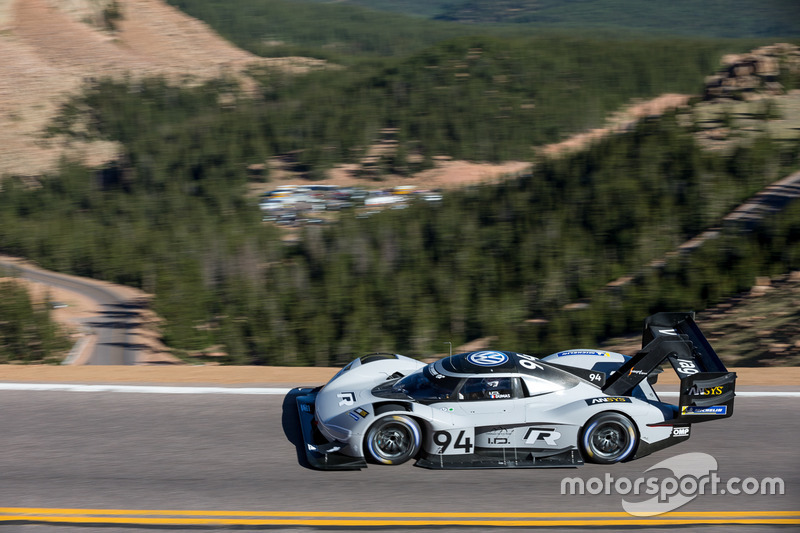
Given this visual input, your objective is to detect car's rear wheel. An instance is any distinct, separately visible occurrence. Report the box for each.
[581,412,638,464]
[365,415,421,465]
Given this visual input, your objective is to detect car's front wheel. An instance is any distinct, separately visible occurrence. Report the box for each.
[364,415,421,465]
[581,412,638,464]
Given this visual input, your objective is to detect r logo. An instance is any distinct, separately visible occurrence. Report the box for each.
[337,392,356,406]
[524,427,561,446]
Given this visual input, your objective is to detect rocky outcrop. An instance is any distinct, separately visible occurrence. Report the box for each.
[705,43,800,100]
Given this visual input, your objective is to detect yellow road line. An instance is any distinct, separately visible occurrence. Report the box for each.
[0,516,798,527]
[0,508,797,527]
[1,508,798,517]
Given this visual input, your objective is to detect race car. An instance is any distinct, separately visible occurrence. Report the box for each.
[295,312,736,470]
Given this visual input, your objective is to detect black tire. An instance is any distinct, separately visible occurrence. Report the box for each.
[581,412,638,464]
[364,415,422,465]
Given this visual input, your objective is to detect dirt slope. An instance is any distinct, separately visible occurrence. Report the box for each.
[0,364,797,386]
[0,0,323,178]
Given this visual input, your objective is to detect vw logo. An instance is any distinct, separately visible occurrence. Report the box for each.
[467,351,508,367]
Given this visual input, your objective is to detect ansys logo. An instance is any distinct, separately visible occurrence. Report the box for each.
[686,385,725,396]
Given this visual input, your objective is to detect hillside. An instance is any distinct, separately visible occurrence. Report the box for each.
[315,0,800,38]
[1,1,798,367]
[0,0,324,178]
[601,271,800,366]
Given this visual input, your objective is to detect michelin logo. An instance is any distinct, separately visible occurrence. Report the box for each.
[681,405,727,415]
[557,350,610,357]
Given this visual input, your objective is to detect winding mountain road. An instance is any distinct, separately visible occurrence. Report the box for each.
[0,257,144,364]
[600,169,800,295]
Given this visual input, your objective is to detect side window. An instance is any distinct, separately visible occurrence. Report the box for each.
[459,377,513,401]
[520,375,564,397]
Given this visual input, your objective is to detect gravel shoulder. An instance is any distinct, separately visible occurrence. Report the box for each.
[0,364,797,387]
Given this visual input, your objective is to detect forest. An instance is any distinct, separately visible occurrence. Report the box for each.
[1,1,799,365]
[2,100,799,364]
[168,0,800,55]
[0,279,70,364]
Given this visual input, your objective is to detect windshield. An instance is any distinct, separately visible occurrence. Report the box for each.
[392,366,461,402]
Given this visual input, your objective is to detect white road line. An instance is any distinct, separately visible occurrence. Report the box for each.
[0,383,797,396]
[658,391,800,397]
[0,383,293,395]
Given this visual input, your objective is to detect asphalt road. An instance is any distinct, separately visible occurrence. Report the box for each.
[0,389,796,532]
[0,259,138,365]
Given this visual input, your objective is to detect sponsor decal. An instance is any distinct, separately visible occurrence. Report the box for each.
[352,408,369,418]
[672,426,690,438]
[627,369,649,377]
[481,426,514,446]
[681,405,727,415]
[337,391,356,406]
[674,359,699,376]
[524,427,561,446]
[686,385,724,396]
[348,411,360,421]
[299,403,312,413]
[557,350,610,357]
[467,351,508,367]
[585,397,632,405]
[485,427,513,436]
[488,391,511,399]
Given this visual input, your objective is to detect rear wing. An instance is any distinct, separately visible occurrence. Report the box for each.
[602,312,736,422]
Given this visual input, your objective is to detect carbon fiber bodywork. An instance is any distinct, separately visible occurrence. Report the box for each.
[416,448,583,469]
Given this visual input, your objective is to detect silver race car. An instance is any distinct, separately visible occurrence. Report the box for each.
[295,312,736,470]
